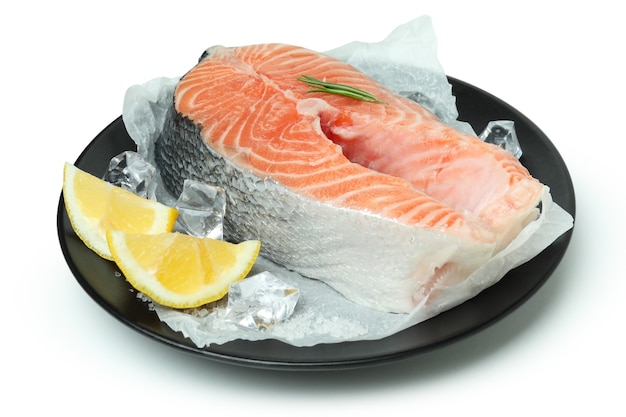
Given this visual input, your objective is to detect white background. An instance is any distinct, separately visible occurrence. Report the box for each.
[2,1,623,414]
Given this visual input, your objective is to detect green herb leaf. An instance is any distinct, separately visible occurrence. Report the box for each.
[297,75,387,104]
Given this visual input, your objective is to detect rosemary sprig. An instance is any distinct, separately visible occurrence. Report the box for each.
[297,75,387,104]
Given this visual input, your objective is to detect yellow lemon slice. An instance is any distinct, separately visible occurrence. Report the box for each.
[62,162,178,260]
[107,231,261,308]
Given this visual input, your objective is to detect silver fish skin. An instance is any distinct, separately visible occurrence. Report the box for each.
[154,106,495,313]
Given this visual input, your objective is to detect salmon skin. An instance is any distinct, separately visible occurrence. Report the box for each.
[155,44,545,313]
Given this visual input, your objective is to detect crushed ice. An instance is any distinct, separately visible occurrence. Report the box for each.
[103,151,158,200]
[223,272,300,331]
[479,120,523,159]
[175,179,226,239]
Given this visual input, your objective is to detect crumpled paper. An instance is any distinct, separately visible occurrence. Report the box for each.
[122,16,574,348]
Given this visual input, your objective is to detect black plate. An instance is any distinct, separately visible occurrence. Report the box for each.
[57,77,575,370]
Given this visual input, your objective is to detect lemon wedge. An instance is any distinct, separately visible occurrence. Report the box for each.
[62,162,178,260]
[107,231,261,308]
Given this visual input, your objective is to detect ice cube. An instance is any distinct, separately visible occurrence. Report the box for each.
[224,272,300,332]
[175,179,226,239]
[479,120,523,159]
[103,151,157,200]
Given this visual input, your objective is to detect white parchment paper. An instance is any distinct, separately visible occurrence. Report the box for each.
[122,16,574,348]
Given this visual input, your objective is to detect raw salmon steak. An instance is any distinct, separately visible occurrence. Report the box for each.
[155,43,545,313]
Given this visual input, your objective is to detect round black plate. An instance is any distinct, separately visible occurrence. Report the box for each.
[57,78,575,370]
